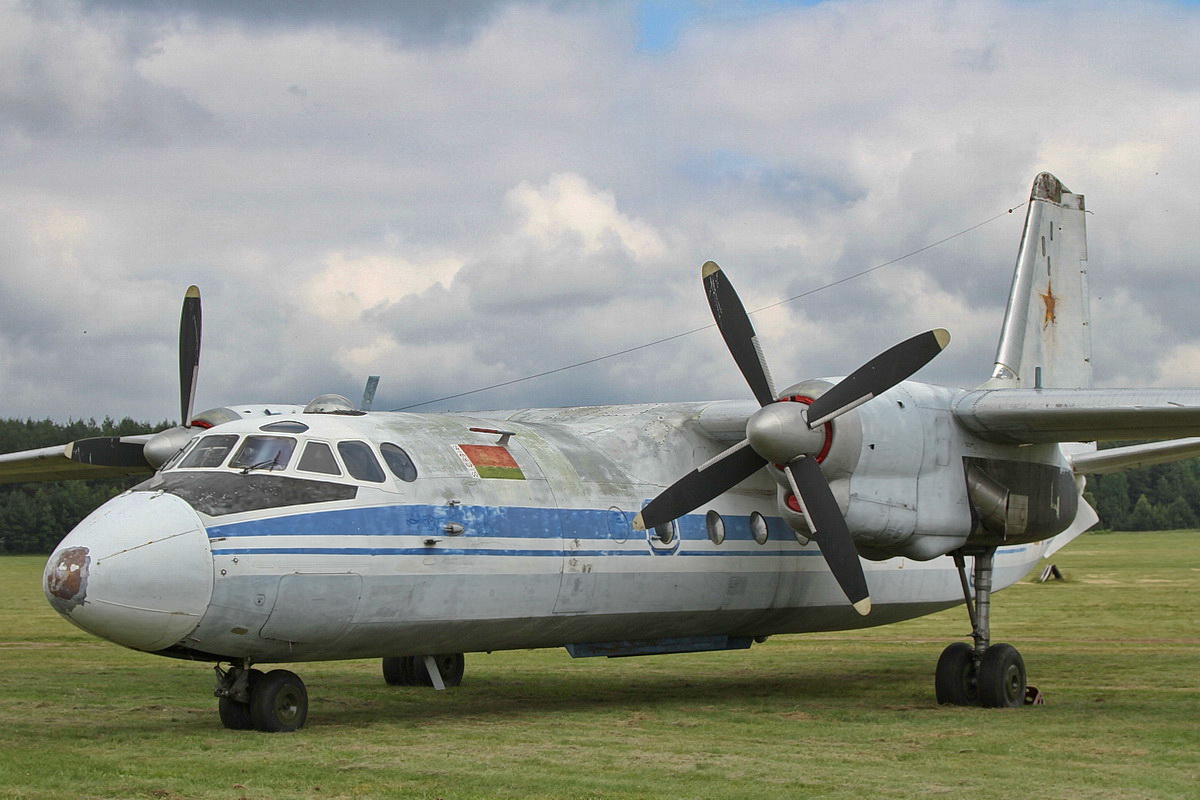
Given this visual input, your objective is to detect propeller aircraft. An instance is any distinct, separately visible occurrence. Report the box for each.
[5,172,1200,732]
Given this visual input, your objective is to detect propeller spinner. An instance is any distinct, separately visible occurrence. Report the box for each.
[633,261,950,615]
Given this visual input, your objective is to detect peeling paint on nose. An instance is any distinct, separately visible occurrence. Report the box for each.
[43,492,214,651]
[45,546,90,612]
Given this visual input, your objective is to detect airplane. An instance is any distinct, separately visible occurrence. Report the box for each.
[5,172,1200,733]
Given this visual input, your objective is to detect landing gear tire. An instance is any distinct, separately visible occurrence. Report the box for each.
[415,653,465,688]
[935,642,979,706]
[249,669,308,732]
[385,654,465,688]
[216,667,263,730]
[382,656,418,686]
[978,643,1026,708]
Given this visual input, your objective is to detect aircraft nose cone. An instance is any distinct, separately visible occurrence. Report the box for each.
[44,491,213,652]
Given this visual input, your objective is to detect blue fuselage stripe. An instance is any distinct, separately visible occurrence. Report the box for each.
[204,503,1032,559]
[204,502,811,557]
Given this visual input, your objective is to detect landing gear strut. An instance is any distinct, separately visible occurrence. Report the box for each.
[936,548,1028,708]
[215,662,308,732]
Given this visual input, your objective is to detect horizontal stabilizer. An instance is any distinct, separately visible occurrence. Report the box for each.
[1069,437,1200,475]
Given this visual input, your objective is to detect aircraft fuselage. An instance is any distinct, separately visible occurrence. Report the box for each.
[44,385,1060,665]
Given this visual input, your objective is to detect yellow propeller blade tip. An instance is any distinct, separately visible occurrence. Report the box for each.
[852,597,872,616]
[934,328,951,349]
[631,513,646,531]
[701,261,721,279]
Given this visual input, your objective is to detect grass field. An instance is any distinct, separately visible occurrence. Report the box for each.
[1,531,1197,799]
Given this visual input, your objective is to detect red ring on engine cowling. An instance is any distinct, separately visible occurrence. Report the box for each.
[776,395,832,516]
[776,395,833,463]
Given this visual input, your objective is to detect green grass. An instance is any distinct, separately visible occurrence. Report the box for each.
[1,531,1197,799]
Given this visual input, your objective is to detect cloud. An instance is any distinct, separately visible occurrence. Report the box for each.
[79,0,515,47]
[1,0,1198,424]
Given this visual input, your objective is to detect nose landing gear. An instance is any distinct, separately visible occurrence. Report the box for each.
[935,549,1031,708]
[215,663,308,732]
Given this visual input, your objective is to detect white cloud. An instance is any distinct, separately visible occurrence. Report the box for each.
[506,173,667,260]
[1,0,1198,423]
[304,251,465,324]
[1150,344,1200,388]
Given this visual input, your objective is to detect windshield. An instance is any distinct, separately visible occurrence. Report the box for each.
[178,434,239,469]
[229,435,297,472]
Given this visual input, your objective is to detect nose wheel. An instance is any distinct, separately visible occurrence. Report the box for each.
[936,549,1030,708]
[215,663,308,732]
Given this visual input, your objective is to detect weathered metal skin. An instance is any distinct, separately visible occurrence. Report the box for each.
[43,395,1053,664]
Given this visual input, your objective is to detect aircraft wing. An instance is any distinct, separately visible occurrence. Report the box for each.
[0,436,154,484]
[952,388,1200,445]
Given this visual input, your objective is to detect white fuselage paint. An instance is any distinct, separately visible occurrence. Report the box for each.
[45,386,1057,664]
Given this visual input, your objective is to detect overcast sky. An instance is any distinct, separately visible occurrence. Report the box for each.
[2,0,1198,425]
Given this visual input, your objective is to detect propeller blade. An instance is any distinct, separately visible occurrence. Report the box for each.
[632,439,767,531]
[785,457,871,615]
[179,285,202,427]
[805,328,950,428]
[702,262,777,407]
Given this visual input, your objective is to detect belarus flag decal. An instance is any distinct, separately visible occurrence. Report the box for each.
[455,444,526,480]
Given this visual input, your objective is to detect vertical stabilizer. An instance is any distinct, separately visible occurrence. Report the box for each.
[985,173,1091,389]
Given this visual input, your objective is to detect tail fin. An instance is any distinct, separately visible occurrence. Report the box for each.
[985,173,1092,389]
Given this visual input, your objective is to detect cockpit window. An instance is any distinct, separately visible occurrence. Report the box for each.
[162,439,195,471]
[337,441,385,483]
[380,443,418,482]
[229,436,296,472]
[297,441,342,476]
[179,434,239,469]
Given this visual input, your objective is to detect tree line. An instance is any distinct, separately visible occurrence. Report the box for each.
[1,417,1197,554]
[0,417,165,555]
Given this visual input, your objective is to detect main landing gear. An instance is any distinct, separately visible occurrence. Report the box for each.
[935,548,1030,708]
[382,653,465,690]
[215,663,308,732]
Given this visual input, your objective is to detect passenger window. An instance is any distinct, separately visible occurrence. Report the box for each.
[297,441,342,476]
[337,441,386,483]
[380,443,418,482]
[179,434,240,468]
[229,436,296,472]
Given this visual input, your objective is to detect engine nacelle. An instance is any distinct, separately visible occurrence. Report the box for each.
[837,381,1076,560]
